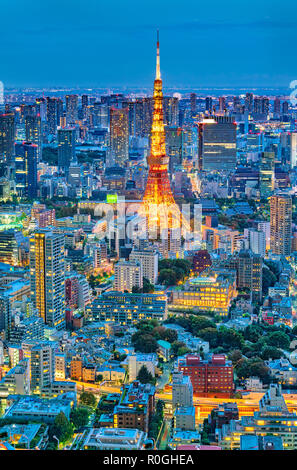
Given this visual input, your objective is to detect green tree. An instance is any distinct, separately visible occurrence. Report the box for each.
[261,346,283,361]
[70,407,90,429]
[136,365,156,385]
[79,391,97,408]
[266,331,290,350]
[48,412,73,445]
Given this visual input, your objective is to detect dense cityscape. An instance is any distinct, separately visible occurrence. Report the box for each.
[1,6,297,456]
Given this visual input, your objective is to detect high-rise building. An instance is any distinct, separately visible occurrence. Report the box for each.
[290,132,297,168]
[198,115,237,171]
[46,97,59,135]
[30,341,55,393]
[57,127,76,173]
[0,113,15,164]
[29,230,65,329]
[66,94,78,126]
[244,229,266,257]
[109,107,129,168]
[270,194,292,256]
[81,94,89,119]
[274,97,281,116]
[237,249,262,302]
[25,115,42,161]
[219,96,226,113]
[205,97,213,113]
[259,151,275,197]
[114,259,143,292]
[245,93,253,113]
[14,142,38,198]
[190,93,197,116]
[129,249,158,284]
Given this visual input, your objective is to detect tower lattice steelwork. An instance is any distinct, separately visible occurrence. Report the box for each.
[139,33,186,235]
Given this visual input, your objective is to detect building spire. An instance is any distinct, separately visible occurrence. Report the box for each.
[156,30,161,80]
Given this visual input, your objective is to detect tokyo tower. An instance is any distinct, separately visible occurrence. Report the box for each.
[139,32,186,235]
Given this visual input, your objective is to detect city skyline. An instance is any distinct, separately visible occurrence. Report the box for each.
[0,0,296,88]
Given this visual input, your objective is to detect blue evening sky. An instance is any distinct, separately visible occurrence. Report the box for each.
[0,0,296,88]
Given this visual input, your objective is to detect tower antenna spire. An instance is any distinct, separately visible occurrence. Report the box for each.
[156,30,161,80]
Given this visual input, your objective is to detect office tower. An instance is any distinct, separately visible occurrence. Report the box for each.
[274,97,281,116]
[290,132,297,168]
[254,97,269,117]
[245,93,253,113]
[190,93,197,116]
[0,113,15,164]
[244,229,266,257]
[14,142,38,198]
[109,107,129,167]
[198,115,237,171]
[270,194,292,256]
[163,97,179,126]
[129,248,158,284]
[30,341,55,393]
[66,94,78,125]
[35,97,47,121]
[282,101,289,115]
[29,230,65,329]
[233,96,241,112]
[46,97,59,135]
[205,96,213,113]
[81,94,89,119]
[172,371,193,407]
[25,115,42,161]
[237,249,262,302]
[165,126,183,173]
[140,34,186,235]
[0,230,22,265]
[92,102,109,128]
[219,96,226,113]
[259,151,275,197]
[57,127,76,173]
[114,259,143,292]
[0,294,11,340]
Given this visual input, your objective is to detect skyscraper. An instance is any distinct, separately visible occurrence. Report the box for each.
[0,113,15,164]
[57,127,76,173]
[30,230,65,329]
[205,96,213,113]
[259,151,275,197]
[237,249,263,302]
[46,97,59,135]
[25,114,42,161]
[270,194,292,256]
[198,115,237,171]
[109,107,129,167]
[245,93,253,113]
[190,93,197,116]
[66,94,78,126]
[14,141,38,198]
[31,342,55,393]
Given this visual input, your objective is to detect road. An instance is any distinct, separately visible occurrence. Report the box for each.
[72,379,297,423]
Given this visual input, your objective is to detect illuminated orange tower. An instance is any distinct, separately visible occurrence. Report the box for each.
[140,32,184,234]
